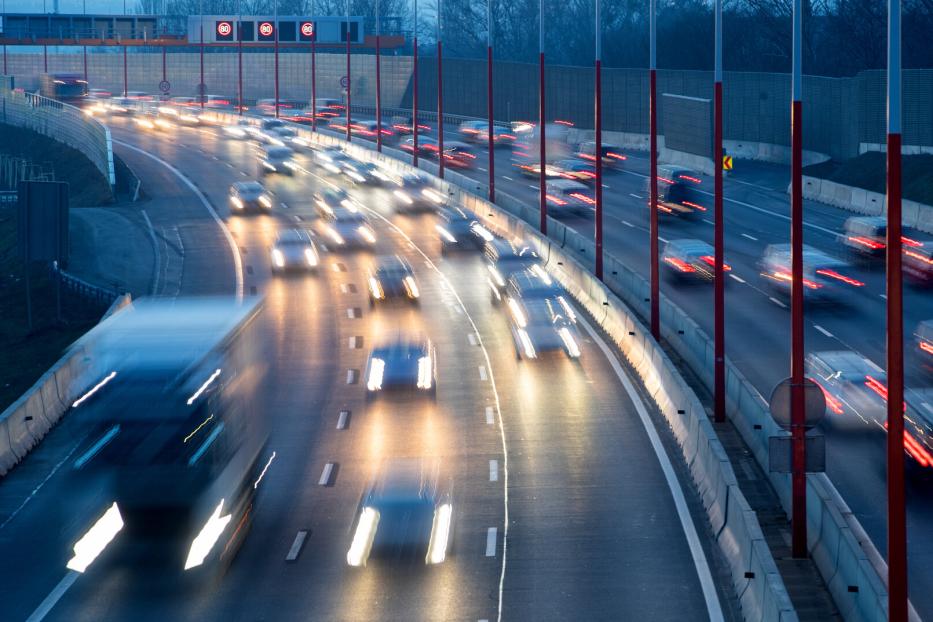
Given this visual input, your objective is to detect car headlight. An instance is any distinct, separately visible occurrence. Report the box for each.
[348,171,366,182]
[518,329,537,359]
[263,161,277,171]
[347,506,380,567]
[66,502,124,573]
[284,160,297,170]
[369,277,385,300]
[271,249,285,267]
[559,326,581,358]
[367,358,385,391]
[404,276,420,299]
[488,265,506,288]
[471,223,495,242]
[358,226,376,244]
[393,190,414,205]
[185,499,232,570]
[557,296,577,323]
[426,503,453,564]
[326,226,345,245]
[258,195,272,208]
[340,199,359,212]
[436,225,457,243]
[230,196,244,209]
[422,188,444,204]
[417,355,433,389]
[507,298,527,328]
[304,248,318,266]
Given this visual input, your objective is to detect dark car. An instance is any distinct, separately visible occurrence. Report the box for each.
[401,136,439,158]
[342,160,390,186]
[646,165,707,218]
[228,181,272,213]
[392,174,447,212]
[839,216,888,260]
[759,244,864,303]
[805,350,887,429]
[555,159,598,184]
[270,228,319,273]
[364,338,436,396]
[435,206,494,253]
[368,256,421,304]
[315,206,377,249]
[484,239,540,303]
[314,188,360,218]
[259,146,296,176]
[314,147,353,174]
[346,458,451,567]
[506,296,582,360]
[904,241,933,286]
[662,239,732,282]
[576,141,627,169]
[916,320,933,373]
[504,266,577,324]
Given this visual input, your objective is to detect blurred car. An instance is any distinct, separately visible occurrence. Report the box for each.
[126,90,152,101]
[662,239,732,282]
[342,160,390,186]
[311,98,345,122]
[759,244,864,303]
[839,216,896,260]
[516,160,563,179]
[346,458,451,567]
[439,142,477,169]
[916,320,933,372]
[459,120,487,141]
[270,228,319,273]
[82,99,110,117]
[368,256,420,304]
[646,165,707,218]
[229,181,272,213]
[133,110,172,131]
[256,98,303,117]
[169,96,197,107]
[314,188,360,217]
[107,96,136,115]
[157,105,200,126]
[391,115,431,135]
[265,126,298,147]
[258,146,297,176]
[904,240,933,286]
[315,206,377,249]
[314,147,353,174]
[335,119,396,141]
[391,174,446,212]
[401,136,439,158]
[222,119,253,139]
[576,141,627,169]
[249,118,286,143]
[478,125,517,147]
[506,296,582,360]
[484,238,540,303]
[543,179,596,213]
[364,338,436,395]
[903,389,933,472]
[504,265,577,324]
[554,159,598,184]
[436,206,494,253]
[88,88,112,100]
[805,350,887,427]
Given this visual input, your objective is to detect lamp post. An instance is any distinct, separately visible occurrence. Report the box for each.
[274,0,280,118]
[199,0,204,109]
[237,0,243,115]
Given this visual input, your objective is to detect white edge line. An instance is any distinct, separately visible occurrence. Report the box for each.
[577,314,724,622]
[25,571,80,622]
[115,139,244,301]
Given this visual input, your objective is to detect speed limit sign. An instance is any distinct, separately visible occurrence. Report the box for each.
[159,80,171,93]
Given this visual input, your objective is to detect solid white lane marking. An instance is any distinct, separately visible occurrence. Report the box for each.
[577,315,724,621]
[24,572,79,622]
[622,220,634,228]
[285,531,308,561]
[486,527,498,557]
[318,463,335,486]
[486,406,495,425]
[468,333,478,346]
[478,366,488,381]
[769,296,787,308]
[814,325,834,338]
[337,410,349,429]
[115,140,244,300]
[741,233,758,241]
[729,274,746,284]
[489,460,499,482]
[478,167,488,172]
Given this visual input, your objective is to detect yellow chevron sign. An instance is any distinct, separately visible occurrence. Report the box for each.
[723,155,733,171]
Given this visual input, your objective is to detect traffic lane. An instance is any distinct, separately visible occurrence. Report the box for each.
[436,254,715,620]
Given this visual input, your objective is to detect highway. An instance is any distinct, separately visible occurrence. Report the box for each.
[400,118,933,616]
[0,119,734,621]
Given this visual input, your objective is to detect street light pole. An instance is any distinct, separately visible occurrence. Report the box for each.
[436,0,444,178]
[412,0,419,166]
[713,0,725,423]
[486,0,495,202]
[789,0,807,560]
[649,0,659,339]
[886,0,907,618]
[375,0,382,151]
[594,0,603,280]
[538,0,547,235]
[345,0,351,141]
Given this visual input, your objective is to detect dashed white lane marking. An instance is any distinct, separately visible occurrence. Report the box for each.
[502,175,514,181]
[337,410,350,430]
[346,369,358,384]
[622,220,634,228]
[340,283,348,293]
[527,184,538,190]
[478,366,488,381]
[280,202,289,209]
[489,460,499,482]
[349,336,362,349]
[346,307,361,318]
[703,219,715,225]
[729,274,746,284]
[629,193,642,199]
[24,572,79,622]
[880,294,887,300]
[741,233,759,241]
[577,314,724,621]
[318,463,335,486]
[814,325,834,338]
[485,527,498,557]
[468,333,478,346]
[769,296,787,308]
[240,170,248,176]
[658,236,669,243]
[486,406,495,425]
[285,531,308,561]
[478,167,488,172]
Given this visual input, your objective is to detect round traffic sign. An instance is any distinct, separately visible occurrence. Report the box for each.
[339,75,349,89]
[217,21,232,37]
[259,22,274,37]
[301,22,314,37]
[769,377,826,430]
[159,80,171,93]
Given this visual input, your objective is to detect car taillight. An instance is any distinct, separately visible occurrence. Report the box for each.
[545,194,568,206]
[883,422,932,467]
[682,200,707,212]
[679,174,702,184]
[569,192,596,206]
[699,256,731,271]
[902,236,923,248]
[772,271,821,289]
[848,236,885,250]
[905,249,933,266]
[864,375,888,400]
[607,152,627,160]
[664,257,696,273]
[812,379,844,415]
[815,269,864,287]
[921,340,933,355]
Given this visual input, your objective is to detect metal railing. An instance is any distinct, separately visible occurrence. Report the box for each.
[50,262,121,307]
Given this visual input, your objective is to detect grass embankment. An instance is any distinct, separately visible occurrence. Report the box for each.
[0,124,110,411]
[803,152,933,206]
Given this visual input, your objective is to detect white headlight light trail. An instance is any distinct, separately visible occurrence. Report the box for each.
[367,358,385,391]
[435,225,457,243]
[531,264,553,285]
[185,499,233,570]
[472,223,495,242]
[507,298,527,328]
[67,502,124,572]
[271,249,285,267]
[304,248,318,266]
[559,327,581,358]
[404,275,420,299]
[258,195,272,208]
[488,265,506,287]
[358,226,376,244]
[557,296,577,323]
[518,329,537,359]
[369,277,384,300]
[426,503,453,564]
[393,190,414,205]
[346,507,380,567]
[417,355,433,389]
[326,226,345,245]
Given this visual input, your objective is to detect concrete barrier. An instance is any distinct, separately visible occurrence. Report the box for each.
[801,175,932,235]
[0,294,131,477]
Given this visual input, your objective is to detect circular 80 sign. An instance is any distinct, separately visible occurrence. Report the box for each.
[216,21,232,37]
[301,22,314,37]
[259,22,274,37]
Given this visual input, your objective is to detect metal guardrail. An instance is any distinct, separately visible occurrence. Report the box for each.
[50,262,121,307]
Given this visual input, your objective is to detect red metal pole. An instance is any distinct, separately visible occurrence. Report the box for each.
[44,46,48,73]
[162,45,166,85]
[886,0,907,617]
[487,44,495,202]
[649,67,659,340]
[83,46,88,84]
[200,20,204,109]
[274,19,280,119]
[345,19,351,141]
[713,0,725,424]
[595,58,603,280]
[3,46,6,75]
[539,51,547,235]
[238,20,243,116]
[123,45,128,97]
[311,36,316,130]
[412,37,419,166]
[376,34,382,151]
[437,40,444,178]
